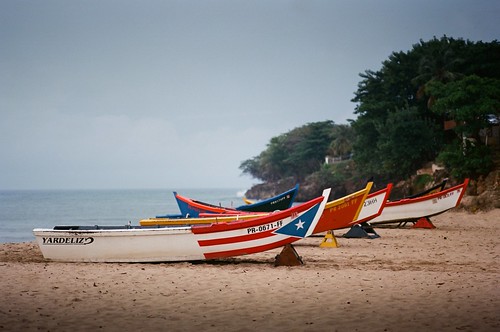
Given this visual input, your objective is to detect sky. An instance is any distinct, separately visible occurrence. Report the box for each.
[1,0,499,190]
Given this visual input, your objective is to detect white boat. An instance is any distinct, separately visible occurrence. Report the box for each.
[368,179,469,225]
[33,189,330,263]
[348,183,393,226]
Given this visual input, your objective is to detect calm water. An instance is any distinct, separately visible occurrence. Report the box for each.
[0,188,244,243]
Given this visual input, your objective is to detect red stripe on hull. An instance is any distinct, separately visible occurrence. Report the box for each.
[197,230,275,247]
[192,197,322,234]
[202,237,296,259]
[385,179,469,207]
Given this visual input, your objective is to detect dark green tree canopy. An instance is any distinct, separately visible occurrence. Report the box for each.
[427,75,500,131]
[376,106,441,179]
[427,75,500,178]
[240,121,353,183]
[241,36,499,192]
[351,36,499,181]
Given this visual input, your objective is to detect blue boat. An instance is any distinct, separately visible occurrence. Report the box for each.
[158,184,299,218]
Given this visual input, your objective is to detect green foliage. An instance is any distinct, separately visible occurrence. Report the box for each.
[239,157,264,181]
[437,141,494,179]
[304,161,356,199]
[427,75,500,178]
[239,121,339,182]
[241,37,500,188]
[328,124,355,157]
[313,162,353,186]
[375,107,441,179]
[413,174,434,191]
[427,75,500,133]
[350,117,383,177]
[351,36,500,181]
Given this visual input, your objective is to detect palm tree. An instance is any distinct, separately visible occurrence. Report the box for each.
[412,37,464,108]
[328,124,354,159]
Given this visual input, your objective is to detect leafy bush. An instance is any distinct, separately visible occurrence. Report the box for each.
[437,141,494,179]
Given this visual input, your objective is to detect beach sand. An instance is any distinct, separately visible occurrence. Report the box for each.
[1,209,498,332]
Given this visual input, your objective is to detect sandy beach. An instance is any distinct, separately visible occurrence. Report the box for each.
[1,209,498,332]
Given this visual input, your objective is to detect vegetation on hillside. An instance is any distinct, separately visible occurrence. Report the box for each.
[240,37,500,200]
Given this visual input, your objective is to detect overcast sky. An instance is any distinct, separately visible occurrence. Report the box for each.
[1,0,498,190]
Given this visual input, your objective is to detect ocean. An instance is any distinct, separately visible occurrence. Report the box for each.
[0,188,245,243]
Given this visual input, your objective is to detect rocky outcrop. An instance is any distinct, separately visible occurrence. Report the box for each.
[244,178,297,200]
[459,169,500,211]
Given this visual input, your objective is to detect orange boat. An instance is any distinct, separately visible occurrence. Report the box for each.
[310,182,372,233]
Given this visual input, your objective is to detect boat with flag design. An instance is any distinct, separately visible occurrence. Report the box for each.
[32,189,329,263]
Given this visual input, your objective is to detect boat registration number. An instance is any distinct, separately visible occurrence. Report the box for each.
[247,220,283,234]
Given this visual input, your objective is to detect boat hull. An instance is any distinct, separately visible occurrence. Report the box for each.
[312,182,372,233]
[34,227,204,262]
[237,184,299,212]
[348,184,393,225]
[33,191,328,263]
[172,184,299,217]
[368,179,469,224]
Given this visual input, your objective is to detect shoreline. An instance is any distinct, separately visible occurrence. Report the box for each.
[1,209,499,331]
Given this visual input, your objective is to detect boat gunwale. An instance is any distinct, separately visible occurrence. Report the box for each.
[385,179,469,207]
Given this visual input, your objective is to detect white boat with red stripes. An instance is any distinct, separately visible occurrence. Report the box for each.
[33,189,330,262]
[368,179,469,225]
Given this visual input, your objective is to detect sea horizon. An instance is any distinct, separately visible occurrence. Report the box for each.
[0,188,246,243]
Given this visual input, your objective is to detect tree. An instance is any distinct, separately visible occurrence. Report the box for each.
[328,124,355,157]
[241,135,291,182]
[427,75,500,178]
[351,44,430,180]
[240,37,500,193]
[427,75,500,136]
[411,36,464,108]
[351,37,500,181]
[283,121,336,179]
[437,141,494,179]
[239,121,339,183]
[376,106,441,179]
